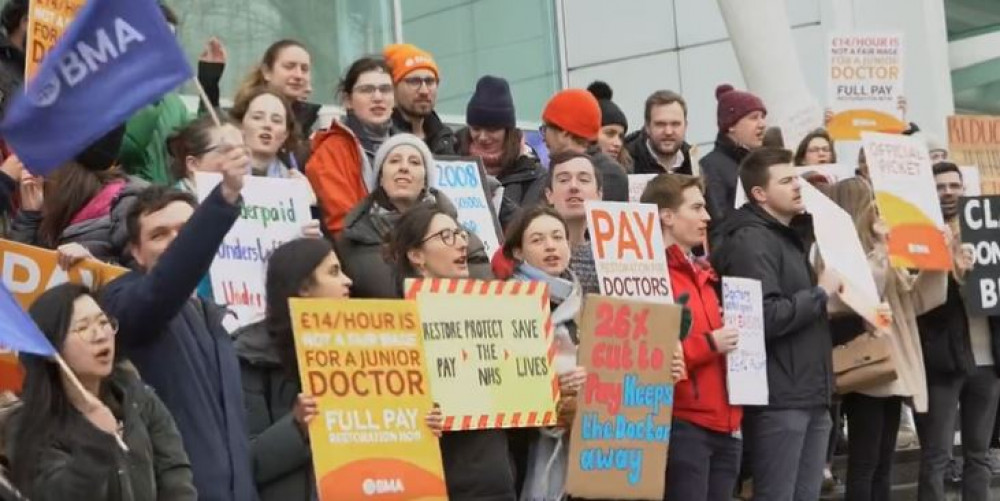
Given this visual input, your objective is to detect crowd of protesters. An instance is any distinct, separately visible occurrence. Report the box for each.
[0,2,997,501]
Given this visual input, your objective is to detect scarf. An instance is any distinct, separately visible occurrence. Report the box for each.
[511,262,575,306]
[344,111,391,165]
[468,140,504,175]
[251,157,289,178]
[368,188,438,239]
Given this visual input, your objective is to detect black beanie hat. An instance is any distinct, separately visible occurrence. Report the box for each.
[466,75,516,129]
[587,81,628,133]
[76,123,126,171]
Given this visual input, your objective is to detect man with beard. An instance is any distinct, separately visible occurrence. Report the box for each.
[626,90,696,175]
[915,162,999,501]
[383,43,457,155]
[702,84,767,226]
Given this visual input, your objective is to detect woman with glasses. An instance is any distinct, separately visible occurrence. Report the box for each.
[5,283,195,500]
[336,134,492,299]
[307,56,397,236]
[384,203,515,500]
[794,128,837,167]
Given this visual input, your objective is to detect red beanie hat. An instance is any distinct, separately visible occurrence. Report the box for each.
[716,83,767,132]
[542,89,601,142]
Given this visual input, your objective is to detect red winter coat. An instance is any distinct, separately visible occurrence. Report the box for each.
[667,244,742,433]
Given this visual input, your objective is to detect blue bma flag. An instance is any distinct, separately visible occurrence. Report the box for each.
[0,0,193,175]
[0,282,55,356]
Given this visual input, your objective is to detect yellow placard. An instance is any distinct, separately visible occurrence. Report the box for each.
[406,278,559,430]
[0,239,127,393]
[291,298,447,501]
[25,0,87,79]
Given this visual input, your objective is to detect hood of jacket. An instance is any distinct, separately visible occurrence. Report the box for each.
[341,187,460,247]
[711,203,813,261]
[234,321,283,367]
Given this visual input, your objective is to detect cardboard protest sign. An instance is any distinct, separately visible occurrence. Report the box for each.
[431,157,503,256]
[585,202,673,303]
[196,173,311,327]
[25,0,86,79]
[773,98,825,151]
[290,298,447,500]
[862,132,950,270]
[0,239,127,392]
[827,33,906,140]
[948,116,1000,195]
[565,295,682,499]
[722,277,769,405]
[959,197,1000,316]
[800,181,882,325]
[405,279,558,430]
[628,174,656,203]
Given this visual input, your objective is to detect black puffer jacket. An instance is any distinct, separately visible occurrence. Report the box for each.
[701,133,750,224]
[4,369,195,501]
[711,204,832,409]
[624,130,695,175]
[917,275,976,382]
[392,109,457,156]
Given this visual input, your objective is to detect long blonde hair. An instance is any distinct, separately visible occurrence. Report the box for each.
[826,177,879,255]
[234,40,307,106]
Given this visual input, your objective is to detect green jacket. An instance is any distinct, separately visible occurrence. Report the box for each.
[119,94,190,185]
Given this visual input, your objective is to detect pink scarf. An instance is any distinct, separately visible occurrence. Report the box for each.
[69,180,127,225]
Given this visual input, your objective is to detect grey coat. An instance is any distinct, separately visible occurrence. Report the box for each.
[9,177,149,266]
[335,188,493,299]
[235,321,313,501]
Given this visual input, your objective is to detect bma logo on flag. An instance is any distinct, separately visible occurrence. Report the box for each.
[30,17,147,107]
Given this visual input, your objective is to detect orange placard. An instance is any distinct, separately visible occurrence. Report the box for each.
[948,115,1000,195]
[291,298,447,501]
[0,239,127,393]
[25,0,87,79]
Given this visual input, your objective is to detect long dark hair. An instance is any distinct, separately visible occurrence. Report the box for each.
[39,163,126,248]
[12,284,108,496]
[384,202,451,288]
[456,127,524,174]
[266,238,335,378]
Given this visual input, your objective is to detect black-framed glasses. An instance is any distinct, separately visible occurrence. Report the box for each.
[402,76,438,90]
[353,84,394,96]
[70,315,119,343]
[422,228,470,247]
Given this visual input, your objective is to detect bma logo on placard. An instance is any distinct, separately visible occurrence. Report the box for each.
[30,17,146,107]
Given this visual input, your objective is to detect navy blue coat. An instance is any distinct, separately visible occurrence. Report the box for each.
[101,186,257,501]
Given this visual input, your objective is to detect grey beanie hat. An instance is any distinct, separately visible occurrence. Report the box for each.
[372,133,437,189]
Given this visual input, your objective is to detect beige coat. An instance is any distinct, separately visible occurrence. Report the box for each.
[829,248,948,412]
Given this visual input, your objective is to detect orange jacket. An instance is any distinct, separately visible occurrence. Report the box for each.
[306,120,369,235]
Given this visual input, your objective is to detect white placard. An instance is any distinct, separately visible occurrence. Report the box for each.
[961,165,982,197]
[431,157,502,257]
[722,276,769,406]
[195,172,311,327]
[585,201,673,303]
[628,174,657,203]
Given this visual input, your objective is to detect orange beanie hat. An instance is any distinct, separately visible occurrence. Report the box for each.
[383,43,440,84]
[542,89,601,142]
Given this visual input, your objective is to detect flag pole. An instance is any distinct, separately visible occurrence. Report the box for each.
[193,78,221,127]
[53,353,130,452]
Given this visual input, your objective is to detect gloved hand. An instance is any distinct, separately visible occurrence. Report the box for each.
[677,292,692,341]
